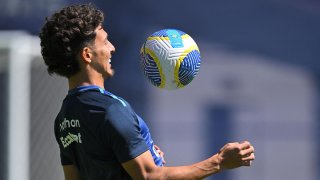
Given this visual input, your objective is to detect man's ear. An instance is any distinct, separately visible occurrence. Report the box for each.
[81,47,93,63]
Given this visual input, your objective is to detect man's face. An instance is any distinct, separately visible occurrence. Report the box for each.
[90,25,115,78]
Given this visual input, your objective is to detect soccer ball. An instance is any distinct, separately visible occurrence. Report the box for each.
[140,29,201,90]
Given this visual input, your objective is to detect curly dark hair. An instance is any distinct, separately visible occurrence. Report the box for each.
[39,4,104,78]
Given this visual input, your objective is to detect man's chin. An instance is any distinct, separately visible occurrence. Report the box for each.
[104,70,115,79]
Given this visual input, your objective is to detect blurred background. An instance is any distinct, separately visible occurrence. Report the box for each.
[0,0,319,180]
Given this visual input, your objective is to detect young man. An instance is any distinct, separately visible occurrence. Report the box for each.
[39,4,255,180]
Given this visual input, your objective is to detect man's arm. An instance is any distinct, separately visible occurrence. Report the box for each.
[63,165,82,180]
[122,141,255,180]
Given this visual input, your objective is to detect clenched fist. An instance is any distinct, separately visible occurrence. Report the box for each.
[218,141,255,170]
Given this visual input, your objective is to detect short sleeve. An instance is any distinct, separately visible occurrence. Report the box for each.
[60,151,73,165]
[105,102,149,163]
[54,113,74,165]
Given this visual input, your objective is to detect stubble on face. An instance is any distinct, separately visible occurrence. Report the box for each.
[90,26,115,79]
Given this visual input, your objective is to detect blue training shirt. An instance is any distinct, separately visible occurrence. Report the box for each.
[54,85,163,180]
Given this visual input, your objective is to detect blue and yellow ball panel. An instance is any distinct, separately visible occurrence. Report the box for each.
[178,50,201,86]
[140,49,162,87]
[150,29,187,48]
[150,29,186,37]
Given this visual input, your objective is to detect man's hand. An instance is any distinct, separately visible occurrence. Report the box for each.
[218,141,255,170]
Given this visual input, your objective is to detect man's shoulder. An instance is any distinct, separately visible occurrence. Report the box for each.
[66,90,120,109]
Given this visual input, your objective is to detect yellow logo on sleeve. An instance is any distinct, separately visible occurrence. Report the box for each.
[60,132,82,148]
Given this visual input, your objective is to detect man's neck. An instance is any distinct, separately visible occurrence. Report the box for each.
[68,71,105,90]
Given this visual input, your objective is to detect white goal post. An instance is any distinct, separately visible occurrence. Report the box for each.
[0,31,40,180]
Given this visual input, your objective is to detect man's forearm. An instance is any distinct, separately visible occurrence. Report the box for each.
[146,154,222,180]
[123,142,255,180]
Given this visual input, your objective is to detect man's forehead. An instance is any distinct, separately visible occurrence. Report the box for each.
[95,26,107,37]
